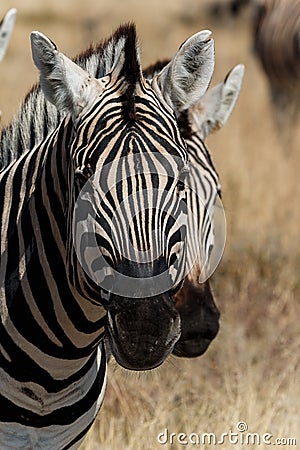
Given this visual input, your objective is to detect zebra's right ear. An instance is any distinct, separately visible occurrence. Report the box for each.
[30,32,105,118]
[154,30,215,113]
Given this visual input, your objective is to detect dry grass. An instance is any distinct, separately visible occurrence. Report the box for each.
[1,0,299,449]
[80,251,300,450]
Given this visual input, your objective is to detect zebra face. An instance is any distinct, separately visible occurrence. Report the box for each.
[72,94,189,370]
[171,64,244,358]
[143,62,243,358]
[73,149,189,292]
[171,160,223,359]
[31,25,216,371]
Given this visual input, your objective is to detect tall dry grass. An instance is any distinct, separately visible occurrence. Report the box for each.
[1,0,299,449]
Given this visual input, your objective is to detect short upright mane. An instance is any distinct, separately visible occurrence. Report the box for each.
[0,23,141,170]
[116,24,141,120]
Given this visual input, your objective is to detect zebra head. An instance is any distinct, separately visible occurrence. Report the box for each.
[173,64,245,357]
[30,25,215,371]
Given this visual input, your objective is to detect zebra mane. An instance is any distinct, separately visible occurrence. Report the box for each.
[0,23,141,170]
[115,24,141,121]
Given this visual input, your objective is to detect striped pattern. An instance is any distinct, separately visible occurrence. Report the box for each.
[71,74,189,291]
[0,24,216,448]
[0,108,108,449]
[172,64,244,358]
[1,41,227,290]
[181,133,220,282]
[144,61,244,286]
[142,61,244,358]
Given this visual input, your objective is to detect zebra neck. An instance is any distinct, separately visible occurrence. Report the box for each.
[0,119,107,371]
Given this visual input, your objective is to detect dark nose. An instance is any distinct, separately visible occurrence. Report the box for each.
[173,279,220,358]
[106,293,181,370]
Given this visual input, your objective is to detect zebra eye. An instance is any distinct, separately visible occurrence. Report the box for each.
[177,180,185,192]
[208,243,214,259]
[74,164,94,188]
[177,164,189,193]
[172,242,183,255]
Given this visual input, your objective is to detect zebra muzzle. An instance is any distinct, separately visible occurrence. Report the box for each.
[172,279,220,358]
[106,294,181,371]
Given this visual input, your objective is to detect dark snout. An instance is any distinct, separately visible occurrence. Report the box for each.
[173,279,220,358]
[106,293,181,371]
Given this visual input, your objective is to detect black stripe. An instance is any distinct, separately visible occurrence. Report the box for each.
[62,416,97,450]
[0,344,106,427]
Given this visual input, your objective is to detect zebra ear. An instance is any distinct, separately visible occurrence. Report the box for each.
[30,31,104,118]
[0,8,17,62]
[154,30,215,113]
[188,64,245,140]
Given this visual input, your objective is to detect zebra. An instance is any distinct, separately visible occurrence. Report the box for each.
[1,27,244,363]
[0,24,215,448]
[252,0,300,127]
[144,61,244,357]
[218,0,300,129]
[1,28,243,363]
[173,64,244,357]
[0,8,17,120]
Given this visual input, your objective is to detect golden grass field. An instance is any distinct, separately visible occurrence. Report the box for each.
[1,0,300,449]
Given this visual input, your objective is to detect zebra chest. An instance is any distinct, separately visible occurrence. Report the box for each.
[0,344,107,449]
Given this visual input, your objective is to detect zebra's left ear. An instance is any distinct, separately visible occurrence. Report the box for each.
[153,30,215,113]
[30,31,105,118]
[188,64,245,140]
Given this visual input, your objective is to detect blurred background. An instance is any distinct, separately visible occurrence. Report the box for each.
[1,1,299,449]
